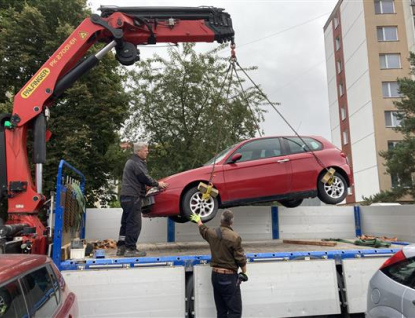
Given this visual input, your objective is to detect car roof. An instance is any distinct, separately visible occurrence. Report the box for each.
[238,135,331,147]
[0,254,50,283]
[242,135,327,142]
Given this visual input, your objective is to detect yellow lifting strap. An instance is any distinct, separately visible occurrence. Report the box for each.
[198,182,219,201]
[321,167,336,185]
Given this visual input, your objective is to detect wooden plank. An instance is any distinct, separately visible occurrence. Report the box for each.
[282,239,337,247]
[61,242,71,260]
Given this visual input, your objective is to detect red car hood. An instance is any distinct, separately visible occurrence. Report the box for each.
[159,164,222,188]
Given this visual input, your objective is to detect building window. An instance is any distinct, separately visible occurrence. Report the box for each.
[341,106,347,120]
[335,37,341,50]
[391,173,413,188]
[342,130,348,145]
[388,140,400,150]
[375,0,395,14]
[337,60,343,73]
[334,16,339,29]
[382,81,400,97]
[380,53,401,69]
[339,83,344,96]
[385,111,402,127]
[377,26,398,41]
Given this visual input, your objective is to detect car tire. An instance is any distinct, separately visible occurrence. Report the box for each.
[181,186,219,223]
[318,171,347,204]
[279,199,303,208]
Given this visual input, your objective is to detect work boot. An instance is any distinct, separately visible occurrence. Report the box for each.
[116,245,126,257]
[124,248,147,257]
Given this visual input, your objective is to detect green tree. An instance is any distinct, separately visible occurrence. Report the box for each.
[0,0,129,208]
[125,43,266,179]
[363,53,415,204]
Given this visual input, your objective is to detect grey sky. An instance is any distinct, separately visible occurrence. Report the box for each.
[89,0,338,140]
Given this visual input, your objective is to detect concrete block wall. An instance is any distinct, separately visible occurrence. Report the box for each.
[360,205,415,242]
[85,205,357,242]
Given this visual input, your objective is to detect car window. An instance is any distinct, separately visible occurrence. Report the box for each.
[234,138,282,163]
[285,137,323,154]
[381,257,415,288]
[0,280,27,318]
[21,265,59,318]
[204,143,237,166]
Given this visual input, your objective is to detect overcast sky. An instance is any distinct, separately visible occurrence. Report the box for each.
[89,0,338,140]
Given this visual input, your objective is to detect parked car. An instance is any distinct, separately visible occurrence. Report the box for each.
[143,135,353,223]
[0,254,79,318]
[367,245,415,318]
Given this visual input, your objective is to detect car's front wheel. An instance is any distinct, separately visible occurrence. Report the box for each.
[279,199,303,208]
[181,186,219,223]
[317,171,347,204]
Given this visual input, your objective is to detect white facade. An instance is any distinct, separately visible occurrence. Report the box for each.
[324,0,412,202]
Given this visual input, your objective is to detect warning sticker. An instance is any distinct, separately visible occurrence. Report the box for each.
[21,68,50,99]
[79,31,88,40]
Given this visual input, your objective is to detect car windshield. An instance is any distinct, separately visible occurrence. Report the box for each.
[203,144,236,166]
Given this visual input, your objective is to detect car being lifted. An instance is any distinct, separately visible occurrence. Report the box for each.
[143,135,353,223]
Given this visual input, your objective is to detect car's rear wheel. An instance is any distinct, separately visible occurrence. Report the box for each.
[181,186,218,223]
[318,171,347,204]
[279,199,303,208]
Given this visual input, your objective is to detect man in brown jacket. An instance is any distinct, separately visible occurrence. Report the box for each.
[191,209,247,318]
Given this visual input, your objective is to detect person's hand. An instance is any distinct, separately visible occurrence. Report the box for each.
[190,212,201,224]
[238,272,248,282]
[158,182,168,189]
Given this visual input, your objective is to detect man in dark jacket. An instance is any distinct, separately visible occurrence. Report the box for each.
[191,210,247,318]
[116,142,168,257]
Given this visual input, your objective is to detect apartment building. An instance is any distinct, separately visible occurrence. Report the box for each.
[324,0,415,203]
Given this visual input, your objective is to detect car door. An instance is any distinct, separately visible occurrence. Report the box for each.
[222,137,290,203]
[21,264,60,318]
[281,137,323,192]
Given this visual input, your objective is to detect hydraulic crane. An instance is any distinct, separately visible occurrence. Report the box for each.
[0,5,234,255]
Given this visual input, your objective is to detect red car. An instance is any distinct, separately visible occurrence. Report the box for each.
[0,254,79,318]
[143,136,353,223]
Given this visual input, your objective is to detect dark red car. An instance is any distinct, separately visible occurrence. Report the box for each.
[144,136,353,223]
[0,254,78,318]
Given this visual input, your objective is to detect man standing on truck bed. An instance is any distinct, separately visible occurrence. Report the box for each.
[116,142,168,257]
[191,210,248,318]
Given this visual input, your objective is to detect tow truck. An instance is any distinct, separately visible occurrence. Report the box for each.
[1,6,413,317]
[0,5,234,255]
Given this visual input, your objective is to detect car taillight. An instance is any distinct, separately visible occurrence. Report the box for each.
[380,250,406,270]
[340,152,346,158]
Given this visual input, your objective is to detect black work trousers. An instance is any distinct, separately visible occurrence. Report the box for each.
[117,196,142,250]
[211,272,242,318]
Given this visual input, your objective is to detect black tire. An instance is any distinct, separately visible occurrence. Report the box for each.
[318,171,347,204]
[182,186,219,223]
[279,199,303,208]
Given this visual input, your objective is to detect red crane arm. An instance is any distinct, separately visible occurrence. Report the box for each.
[0,6,234,255]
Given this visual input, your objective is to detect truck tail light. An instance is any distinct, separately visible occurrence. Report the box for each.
[380,250,406,270]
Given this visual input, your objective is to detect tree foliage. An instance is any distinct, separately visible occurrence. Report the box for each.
[124,43,266,179]
[363,52,415,204]
[0,0,129,208]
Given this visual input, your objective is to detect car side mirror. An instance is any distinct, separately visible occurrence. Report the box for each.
[230,153,242,163]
